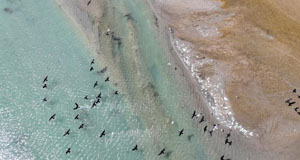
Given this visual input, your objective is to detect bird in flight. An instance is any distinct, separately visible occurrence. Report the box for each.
[158,148,165,156]
[49,114,56,121]
[73,103,80,110]
[66,148,71,154]
[191,110,196,119]
[63,129,70,136]
[132,145,138,151]
[79,124,84,129]
[43,76,48,83]
[179,129,184,136]
[100,130,106,138]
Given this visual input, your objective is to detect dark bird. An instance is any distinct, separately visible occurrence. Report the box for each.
[95,98,100,104]
[93,81,98,88]
[73,103,79,110]
[114,91,118,95]
[158,148,165,156]
[285,98,296,106]
[105,77,109,82]
[91,101,97,108]
[225,138,232,146]
[226,133,231,138]
[297,112,300,116]
[220,155,231,160]
[199,116,205,123]
[191,110,196,119]
[43,76,48,83]
[49,114,56,121]
[295,107,299,112]
[43,97,47,102]
[42,84,47,88]
[179,129,184,136]
[132,145,138,151]
[288,101,296,106]
[293,89,297,93]
[90,66,94,71]
[209,130,213,136]
[66,148,71,154]
[87,0,92,6]
[90,59,94,65]
[74,114,79,120]
[63,129,70,136]
[79,124,84,129]
[100,130,106,138]
[203,126,207,133]
[96,92,102,99]
[84,95,88,100]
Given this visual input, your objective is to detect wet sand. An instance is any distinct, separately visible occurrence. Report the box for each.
[53,0,300,159]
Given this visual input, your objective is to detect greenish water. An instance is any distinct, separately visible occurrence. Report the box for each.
[0,0,228,159]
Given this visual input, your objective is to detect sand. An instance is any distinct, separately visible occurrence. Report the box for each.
[147,0,300,159]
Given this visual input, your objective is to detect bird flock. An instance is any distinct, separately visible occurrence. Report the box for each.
[41,58,234,159]
[285,88,300,115]
[191,111,232,160]
[42,59,124,155]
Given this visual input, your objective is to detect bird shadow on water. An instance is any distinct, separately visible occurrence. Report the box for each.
[47,99,59,106]
[187,134,194,142]
[47,79,60,91]
[165,151,173,159]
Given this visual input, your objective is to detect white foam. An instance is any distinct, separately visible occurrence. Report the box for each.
[169,28,256,137]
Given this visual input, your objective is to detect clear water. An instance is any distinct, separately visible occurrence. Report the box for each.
[0,0,232,159]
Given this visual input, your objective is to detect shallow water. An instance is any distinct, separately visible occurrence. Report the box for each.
[0,0,237,159]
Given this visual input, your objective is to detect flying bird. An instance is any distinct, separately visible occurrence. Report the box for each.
[74,114,79,120]
[226,133,231,138]
[63,129,70,136]
[43,76,48,83]
[66,148,71,154]
[73,103,79,110]
[79,124,84,129]
[42,84,47,88]
[220,155,231,160]
[93,81,98,88]
[105,77,109,82]
[90,66,94,71]
[49,114,56,121]
[100,130,106,138]
[132,145,138,151]
[158,148,165,156]
[191,110,196,119]
[90,59,94,65]
[179,129,184,136]
[96,92,102,99]
[199,116,205,123]
[203,126,207,133]
[225,138,232,146]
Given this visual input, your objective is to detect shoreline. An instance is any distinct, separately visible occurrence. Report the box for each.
[51,0,298,159]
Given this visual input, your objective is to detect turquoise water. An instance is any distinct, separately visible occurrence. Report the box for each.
[0,0,230,159]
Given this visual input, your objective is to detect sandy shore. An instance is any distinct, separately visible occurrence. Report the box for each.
[146,0,300,159]
[53,0,300,159]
